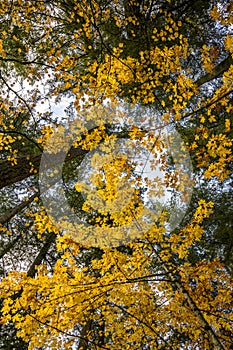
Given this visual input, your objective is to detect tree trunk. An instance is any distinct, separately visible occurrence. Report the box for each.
[77,320,93,350]
[0,147,87,190]
[27,232,56,277]
[196,55,233,87]
[0,234,22,260]
[0,191,40,224]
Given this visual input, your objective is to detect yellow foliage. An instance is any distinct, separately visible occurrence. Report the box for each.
[0,1,232,349]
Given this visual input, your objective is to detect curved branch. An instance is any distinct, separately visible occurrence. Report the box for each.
[4,130,43,152]
[0,71,34,117]
[0,56,55,69]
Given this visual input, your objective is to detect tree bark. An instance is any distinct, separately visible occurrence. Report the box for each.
[0,146,87,190]
[77,320,93,350]
[0,191,40,224]
[27,232,56,277]
[0,234,22,260]
[196,55,233,87]
[0,127,128,190]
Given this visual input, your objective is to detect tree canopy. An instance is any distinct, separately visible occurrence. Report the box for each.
[0,1,232,349]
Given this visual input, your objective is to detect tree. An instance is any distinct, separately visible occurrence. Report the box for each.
[0,1,232,349]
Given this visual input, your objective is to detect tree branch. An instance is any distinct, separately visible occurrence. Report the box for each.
[149,243,227,350]
[0,191,39,225]
[27,232,56,277]
[196,55,233,87]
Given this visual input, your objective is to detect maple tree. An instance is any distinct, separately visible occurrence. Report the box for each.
[0,0,233,349]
